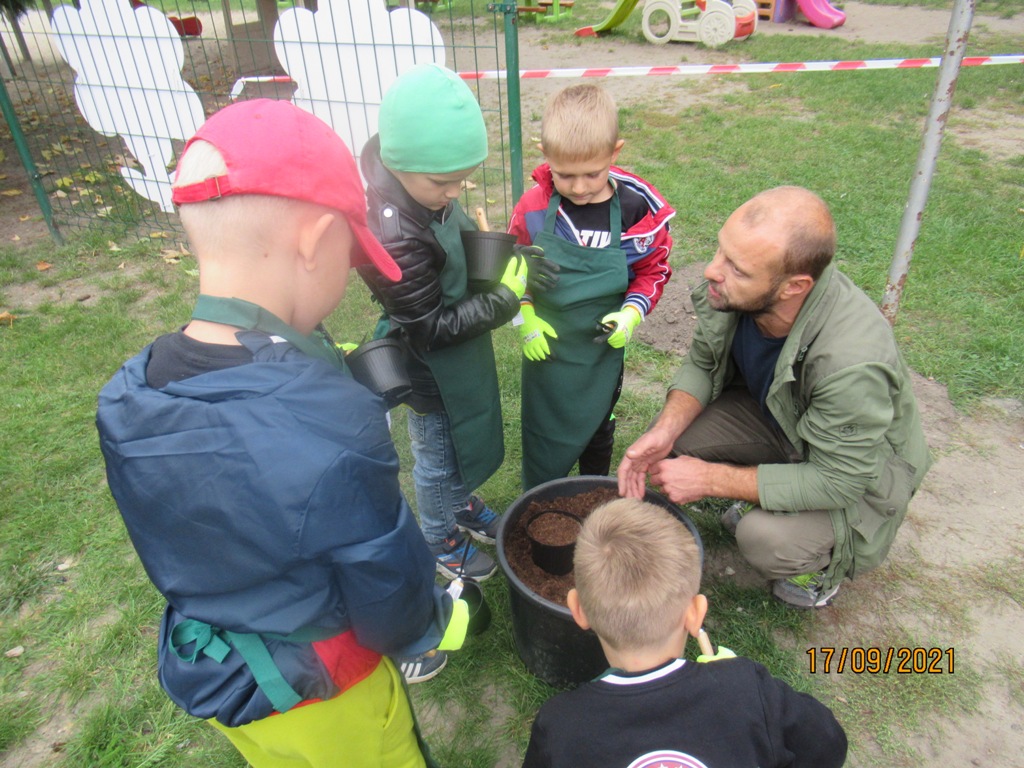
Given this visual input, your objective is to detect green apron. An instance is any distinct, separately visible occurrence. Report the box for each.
[521,192,628,490]
[416,205,504,492]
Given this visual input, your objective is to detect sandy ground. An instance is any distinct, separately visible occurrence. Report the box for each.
[2,1,1022,765]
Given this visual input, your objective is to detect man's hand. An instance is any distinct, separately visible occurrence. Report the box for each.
[617,429,675,498]
[519,303,558,361]
[647,455,712,505]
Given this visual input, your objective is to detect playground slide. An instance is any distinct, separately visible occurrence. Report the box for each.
[795,0,845,29]
[575,0,640,37]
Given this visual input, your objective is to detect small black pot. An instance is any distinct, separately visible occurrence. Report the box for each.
[461,230,516,290]
[344,338,411,408]
[526,509,582,576]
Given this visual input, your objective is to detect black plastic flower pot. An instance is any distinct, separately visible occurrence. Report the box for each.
[496,476,703,689]
[461,230,516,290]
[526,509,582,576]
[344,338,411,408]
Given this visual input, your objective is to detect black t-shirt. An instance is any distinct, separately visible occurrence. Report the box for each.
[146,331,253,389]
[558,184,648,248]
[731,314,786,427]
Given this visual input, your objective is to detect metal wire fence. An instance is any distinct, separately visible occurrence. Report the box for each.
[0,0,521,242]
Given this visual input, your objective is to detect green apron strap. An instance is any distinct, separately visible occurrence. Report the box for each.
[169,618,304,714]
[224,631,304,714]
[191,294,346,370]
[170,618,232,663]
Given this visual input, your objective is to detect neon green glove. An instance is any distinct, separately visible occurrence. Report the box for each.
[599,306,643,349]
[499,254,529,300]
[437,599,469,651]
[335,342,358,353]
[697,645,737,663]
[519,303,558,362]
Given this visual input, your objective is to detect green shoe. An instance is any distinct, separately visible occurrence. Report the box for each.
[772,572,841,609]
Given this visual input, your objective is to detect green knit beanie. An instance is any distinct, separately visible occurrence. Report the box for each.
[379,64,487,174]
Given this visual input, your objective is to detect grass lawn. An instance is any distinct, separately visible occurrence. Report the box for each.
[1,3,1022,766]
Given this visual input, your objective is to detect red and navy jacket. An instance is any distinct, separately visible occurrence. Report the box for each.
[508,163,675,318]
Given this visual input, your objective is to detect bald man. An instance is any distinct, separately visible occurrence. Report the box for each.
[618,187,930,608]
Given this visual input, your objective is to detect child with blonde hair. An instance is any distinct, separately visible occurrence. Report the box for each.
[509,84,675,490]
[522,497,848,768]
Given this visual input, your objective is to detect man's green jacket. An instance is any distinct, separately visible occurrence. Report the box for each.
[670,264,931,587]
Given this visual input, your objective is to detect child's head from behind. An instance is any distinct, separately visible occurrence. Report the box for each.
[378,64,487,211]
[539,84,624,206]
[171,99,399,330]
[572,498,703,655]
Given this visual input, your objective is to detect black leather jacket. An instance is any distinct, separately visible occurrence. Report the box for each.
[358,134,519,412]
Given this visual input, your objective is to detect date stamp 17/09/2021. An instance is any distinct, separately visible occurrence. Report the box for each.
[806,647,954,675]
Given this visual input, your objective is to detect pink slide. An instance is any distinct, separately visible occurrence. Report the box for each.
[796,0,846,28]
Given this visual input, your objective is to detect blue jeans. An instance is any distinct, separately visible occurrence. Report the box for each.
[407,409,470,545]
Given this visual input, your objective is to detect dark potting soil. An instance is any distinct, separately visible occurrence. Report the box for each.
[526,510,581,547]
[504,486,619,607]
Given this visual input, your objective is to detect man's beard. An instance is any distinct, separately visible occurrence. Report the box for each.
[708,276,785,316]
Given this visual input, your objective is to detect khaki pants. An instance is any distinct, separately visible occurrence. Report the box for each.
[672,387,834,580]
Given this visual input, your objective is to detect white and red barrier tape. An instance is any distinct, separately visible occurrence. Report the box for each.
[230,55,1022,98]
[458,54,1024,80]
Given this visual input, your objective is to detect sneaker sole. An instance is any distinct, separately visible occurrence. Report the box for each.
[435,560,497,582]
[455,523,496,545]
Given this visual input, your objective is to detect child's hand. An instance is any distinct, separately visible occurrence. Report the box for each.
[499,254,530,300]
[697,645,737,663]
[599,307,642,348]
[515,245,560,294]
[519,303,558,361]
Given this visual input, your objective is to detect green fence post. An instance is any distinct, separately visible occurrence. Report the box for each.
[0,75,64,244]
[489,2,523,204]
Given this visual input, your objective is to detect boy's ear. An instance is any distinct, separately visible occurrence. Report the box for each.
[567,588,590,631]
[298,212,338,271]
[536,142,545,155]
[683,594,708,639]
[610,138,625,163]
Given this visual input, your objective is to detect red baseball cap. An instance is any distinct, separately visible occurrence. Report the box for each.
[172,99,401,282]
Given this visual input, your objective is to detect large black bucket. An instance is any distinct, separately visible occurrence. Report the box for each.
[496,476,703,689]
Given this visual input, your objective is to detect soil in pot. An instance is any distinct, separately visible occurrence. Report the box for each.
[504,486,619,607]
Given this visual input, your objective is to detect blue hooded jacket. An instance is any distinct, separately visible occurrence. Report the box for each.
[97,332,449,726]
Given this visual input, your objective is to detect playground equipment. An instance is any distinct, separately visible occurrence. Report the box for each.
[758,0,845,28]
[577,0,756,46]
[642,0,757,46]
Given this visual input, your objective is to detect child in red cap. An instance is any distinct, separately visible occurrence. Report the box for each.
[97,99,466,768]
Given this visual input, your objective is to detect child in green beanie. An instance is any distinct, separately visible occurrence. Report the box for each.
[357,63,543,682]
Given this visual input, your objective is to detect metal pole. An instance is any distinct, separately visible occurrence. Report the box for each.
[0,74,63,244]
[881,0,974,325]
[491,2,524,204]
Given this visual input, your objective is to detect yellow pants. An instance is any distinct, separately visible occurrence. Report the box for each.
[211,658,426,768]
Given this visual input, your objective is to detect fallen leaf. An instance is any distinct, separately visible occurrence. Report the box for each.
[1,189,22,197]
[53,189,67,198]
[117,262,126,269]
[56,558,74,572]
[149,231,170,239]
[10,235,20,242]
[4,646,24,658]
[19,215,30,222]
[108,241,121,251]
[36,261,52,271]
